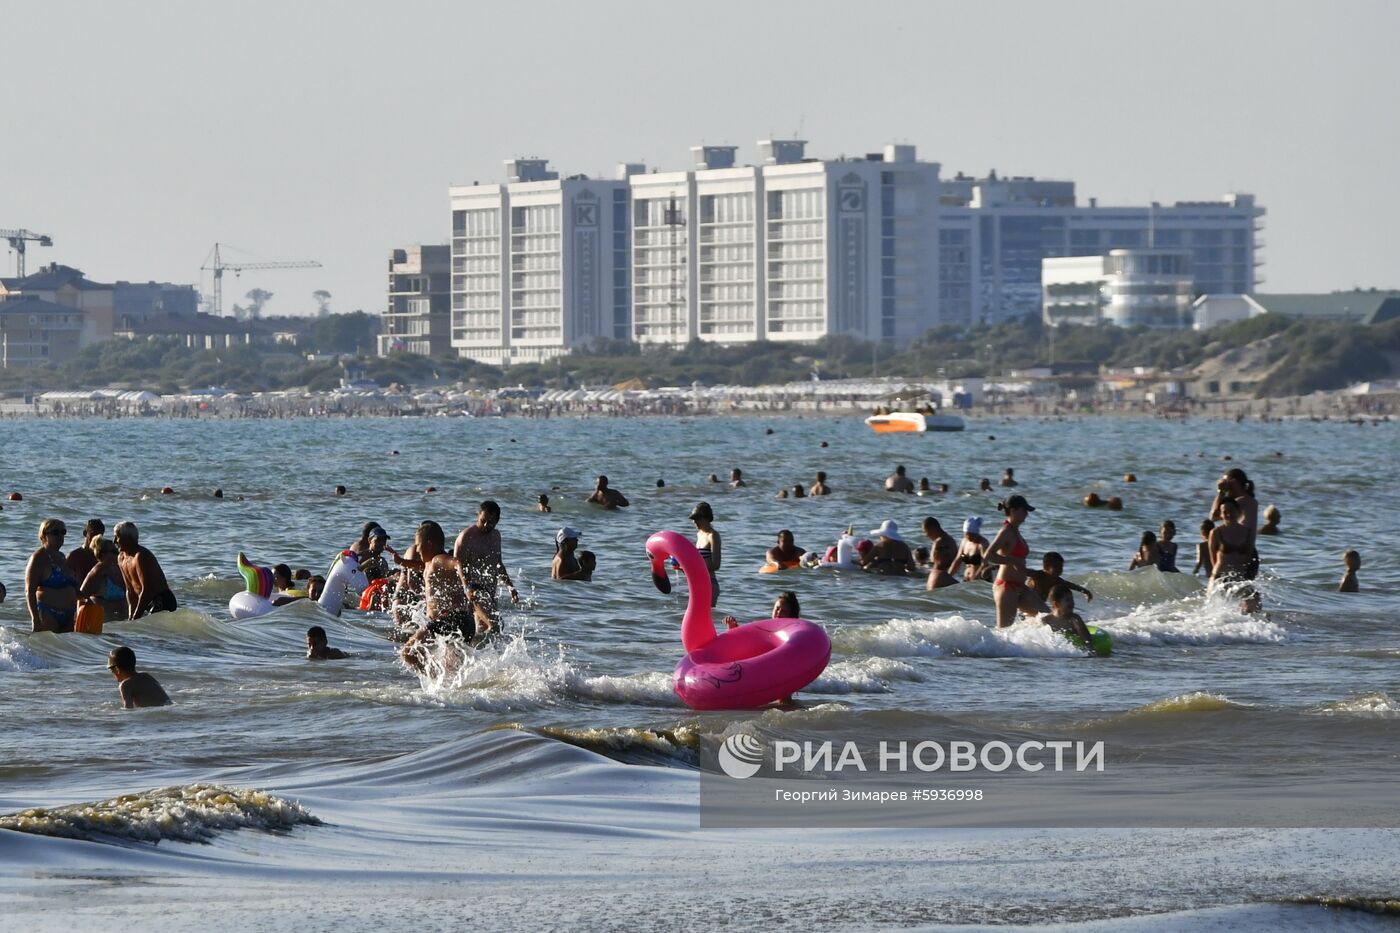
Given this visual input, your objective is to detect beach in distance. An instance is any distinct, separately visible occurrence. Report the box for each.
[1,413,1397,931]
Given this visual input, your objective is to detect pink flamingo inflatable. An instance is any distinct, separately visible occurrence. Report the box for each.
[647,530,832,710]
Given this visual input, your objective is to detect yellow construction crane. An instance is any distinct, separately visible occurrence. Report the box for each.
[1,228,54,278]
[201,242,321,317]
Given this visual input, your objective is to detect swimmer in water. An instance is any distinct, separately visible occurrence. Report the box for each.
[885,465,915,494]
[577,550,597,582]
[1026,551,1093,609]
[107,646,172,709]
[307,575,326,601]
[1209,498,1260,614]
[394,521,482,670]
[1259,505,1281,536]
[766,529,805,567]
[792,483,807,498]
[999,468,1018,487]
[949,517,991,582]
[917,478,931,495]
[1128,531,1162,570]
[537,494,552,513]
[552,527,587,580]
[1157,521,1180,572]
[926,539,959,590]
[306,625,348,660]
[1339,550,1360,592]
[722,592,802,705]
[979,478,993,492]
[272,564,307,602]
[730,468,746,488]
[810,471,831,496]
[587,475,630,510]
[1040,584,1096,650]
[1192,519,1214,575]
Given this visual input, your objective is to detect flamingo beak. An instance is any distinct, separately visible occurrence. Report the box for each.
[648,551,672,593]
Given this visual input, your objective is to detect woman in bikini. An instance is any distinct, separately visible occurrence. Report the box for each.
[1211,468,1259,579]
[984,496,1040,628]
[25,518,80,633]
[1209,497,1261,612]
[79,538,128,621]
[690,502,722,608]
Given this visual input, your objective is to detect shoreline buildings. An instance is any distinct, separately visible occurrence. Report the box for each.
[430,140,1265,364]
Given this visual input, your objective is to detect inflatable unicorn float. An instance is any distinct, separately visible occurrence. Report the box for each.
[229,550,367,621]
[647,530,831,710]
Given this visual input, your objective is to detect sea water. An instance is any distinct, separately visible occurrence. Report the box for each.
[0,414,1396,930]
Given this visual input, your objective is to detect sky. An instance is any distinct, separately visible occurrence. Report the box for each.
[4,0,1397,316]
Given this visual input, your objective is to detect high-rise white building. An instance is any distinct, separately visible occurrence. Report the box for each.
[449,159,628,365]
[1042,249,1195,329]
[631,140,942,346]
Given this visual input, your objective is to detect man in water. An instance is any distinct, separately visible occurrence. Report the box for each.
[107,645,172,709]
[810,471,831,496]
[114,522,177,618]
[766,530,806,567]
[453,501,520,635]
[730,468,746,488]
[1000,468,1018,487]
[68,518,105,583]
[587,475,630,509]
[885,465,915,494]
[306,625,348,660]
[393,521,480,671]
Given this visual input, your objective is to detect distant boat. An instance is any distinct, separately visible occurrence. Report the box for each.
[865,411,965,433]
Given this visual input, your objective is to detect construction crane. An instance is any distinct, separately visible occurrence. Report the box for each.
[201,242,322,317]
[0,229,54,278]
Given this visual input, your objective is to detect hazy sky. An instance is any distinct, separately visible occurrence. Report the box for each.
[6,1,1397,316]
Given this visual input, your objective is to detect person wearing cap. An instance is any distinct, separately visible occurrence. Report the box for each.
[552,527,587,580]
[863,520,917,575]
[349,522,384,561]
[690,502,722,607]
[68,518,106,583]
[950,517,992,582]
[361,527,392,582]
[885,465,915,494]
[587,475,630,510]
[985,495,1039,627]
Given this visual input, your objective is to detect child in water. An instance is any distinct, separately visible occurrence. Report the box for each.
[1040,584,1097,652]
[306,625,348,660]
[1192,520,1214,575]
[1339,550,1360,592]
[1157,521,1180,572]
[1129,531,1161,570]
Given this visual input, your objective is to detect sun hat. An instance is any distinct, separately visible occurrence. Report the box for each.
[868,520,903,542]
[963,517,982,535]
[556,526,582,545]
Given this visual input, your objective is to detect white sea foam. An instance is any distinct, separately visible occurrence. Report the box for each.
[0,631,48,672]
[1097,593,1289,646]
[1312,692,1400,715]
[0,784,320,843]
[806,657,922,694]
[834,614,1089,659]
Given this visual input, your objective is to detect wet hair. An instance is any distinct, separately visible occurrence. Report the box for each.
[1343,549,1360,570]
[39,517,67,539]
[417,520,446,550]
[777,529,794,542]
[774,590,801,618]
[914,546,930,563]
[1049,583,1074,606]
[579,550,597,569]
[307,625,327,642]
[1225,468,1254,496]
[479,500,501,518]
[816,471,827,482]
[335,485,347,495]
[1042,551,1064,569]
[656,479,665,487]
[730,468,742,477]
[114,521,138,543]
[1139,531,1157,548]
[895,465,906,475]
[273,564,292,584]
[792,484,806,497]
[109,645,136,672]
[596,475,609,487]
[538,493,549,503]
[83,518,105,538]
[1199,519,1215,535]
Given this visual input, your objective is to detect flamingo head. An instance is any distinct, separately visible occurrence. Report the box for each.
[647,546,672,594]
